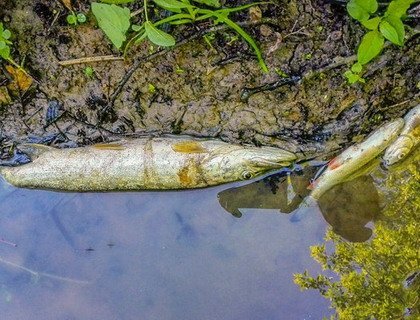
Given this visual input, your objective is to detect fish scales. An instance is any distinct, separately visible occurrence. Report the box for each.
[0,136,297,191]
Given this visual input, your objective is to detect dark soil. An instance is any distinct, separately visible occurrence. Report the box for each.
[0,0,419,159]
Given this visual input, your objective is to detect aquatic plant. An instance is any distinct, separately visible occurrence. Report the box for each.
[294,162,420,319]
[91,0,268,72]
[344,0,416,84]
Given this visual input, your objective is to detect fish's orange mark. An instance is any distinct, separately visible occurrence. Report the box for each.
[328,157,341,169]
[172,141,207,153]
[93,143,125,150]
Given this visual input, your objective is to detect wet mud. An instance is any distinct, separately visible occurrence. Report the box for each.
[0,0,419,159]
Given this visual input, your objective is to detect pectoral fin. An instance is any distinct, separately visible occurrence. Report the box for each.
[18,143,56,159]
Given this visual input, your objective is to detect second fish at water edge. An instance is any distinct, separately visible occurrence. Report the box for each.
[308,118,404,201]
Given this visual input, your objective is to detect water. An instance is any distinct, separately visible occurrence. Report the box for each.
[0,168,373,320]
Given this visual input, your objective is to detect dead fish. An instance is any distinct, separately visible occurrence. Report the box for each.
[308,119,404,200]
[0,135,297,191]
[383,105,420,166]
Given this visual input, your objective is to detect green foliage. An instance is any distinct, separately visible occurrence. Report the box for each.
[66,12,87,25]
[91,0,268,72]
[344,0,415,84]
[0,22,12,61]
[92,3,131,49]
[294,162,420,319]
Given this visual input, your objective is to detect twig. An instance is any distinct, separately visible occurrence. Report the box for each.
[0,256,90,285]
[58,55,124,66]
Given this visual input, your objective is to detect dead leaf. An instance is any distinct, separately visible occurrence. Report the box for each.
[60,0,73,11]
[5,65,33,92]
[0,86,12,105]
[249,6,262,23]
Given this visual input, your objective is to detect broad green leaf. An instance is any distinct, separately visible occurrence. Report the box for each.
[379,20,401,45]
[356,0,378,14]
[347,1,369,21]
[92,3,131,49]
[357,30,384,65]
[361,17,381,30]
[144,21,176,46]
[384,15,405,45]
[386,0,415,19]
[153,0,192,13]
[192,0,220,8]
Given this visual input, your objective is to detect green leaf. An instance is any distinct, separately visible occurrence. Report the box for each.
[379,20,402,46]
[132,24,142,31]
[0,44,10,60]
[386,0,415,19]
[77,13,87,23]
[347,1,369,21]
[2,29,11,40]
[357,30,384,65]
[99,0,135,3]
[66,14,78,25]
[361,17,381,30]
[192,0,221,7]
[144,21,176,46]
[351,62,363,73]
[92,3,131,49]
[153,0,192,13]
[384,15,405,45]
[357,0,378,14]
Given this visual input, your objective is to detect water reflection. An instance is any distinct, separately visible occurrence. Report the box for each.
[218,168,380,242]
[0,177,330,320]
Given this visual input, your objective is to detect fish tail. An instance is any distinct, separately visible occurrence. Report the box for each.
[289,196,318,222]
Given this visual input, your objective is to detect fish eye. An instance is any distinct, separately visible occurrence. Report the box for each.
[242,171,253,180]
[398,153,406,160]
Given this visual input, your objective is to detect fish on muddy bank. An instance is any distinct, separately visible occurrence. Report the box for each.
[0,135,297,191]
[383,104,420,167]
[308,118,404,201]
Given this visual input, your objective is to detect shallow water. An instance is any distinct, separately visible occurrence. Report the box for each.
[0,167,380,320]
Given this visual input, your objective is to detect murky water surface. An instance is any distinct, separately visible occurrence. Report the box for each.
[0,168,379,320]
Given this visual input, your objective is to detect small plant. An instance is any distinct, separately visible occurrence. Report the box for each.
[344,0,415,84]
[0,22,28,74]
[91,0,268,72]
[66,12,87,25]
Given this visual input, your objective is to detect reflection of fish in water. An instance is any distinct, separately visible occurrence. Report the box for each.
[318,175,380,242]
[0,135,297,191]
[217,167,316,218]
[383,104,420,167]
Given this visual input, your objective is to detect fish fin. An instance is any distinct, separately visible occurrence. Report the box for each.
[17,143,55,159]
[93,143,126,151]
[289,196,318,222]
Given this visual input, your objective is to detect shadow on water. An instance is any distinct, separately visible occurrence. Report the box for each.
[0,172,333,320]
[218,168,380,243]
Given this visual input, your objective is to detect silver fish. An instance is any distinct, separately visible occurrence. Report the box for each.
[0,135,297,191]
[309,119,404,200]
[383,105,420,166]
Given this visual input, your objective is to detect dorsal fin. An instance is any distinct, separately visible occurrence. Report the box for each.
[17,143,55,159]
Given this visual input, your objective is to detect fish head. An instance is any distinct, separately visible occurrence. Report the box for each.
[382,136,414,167]
[203,147,296,184]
